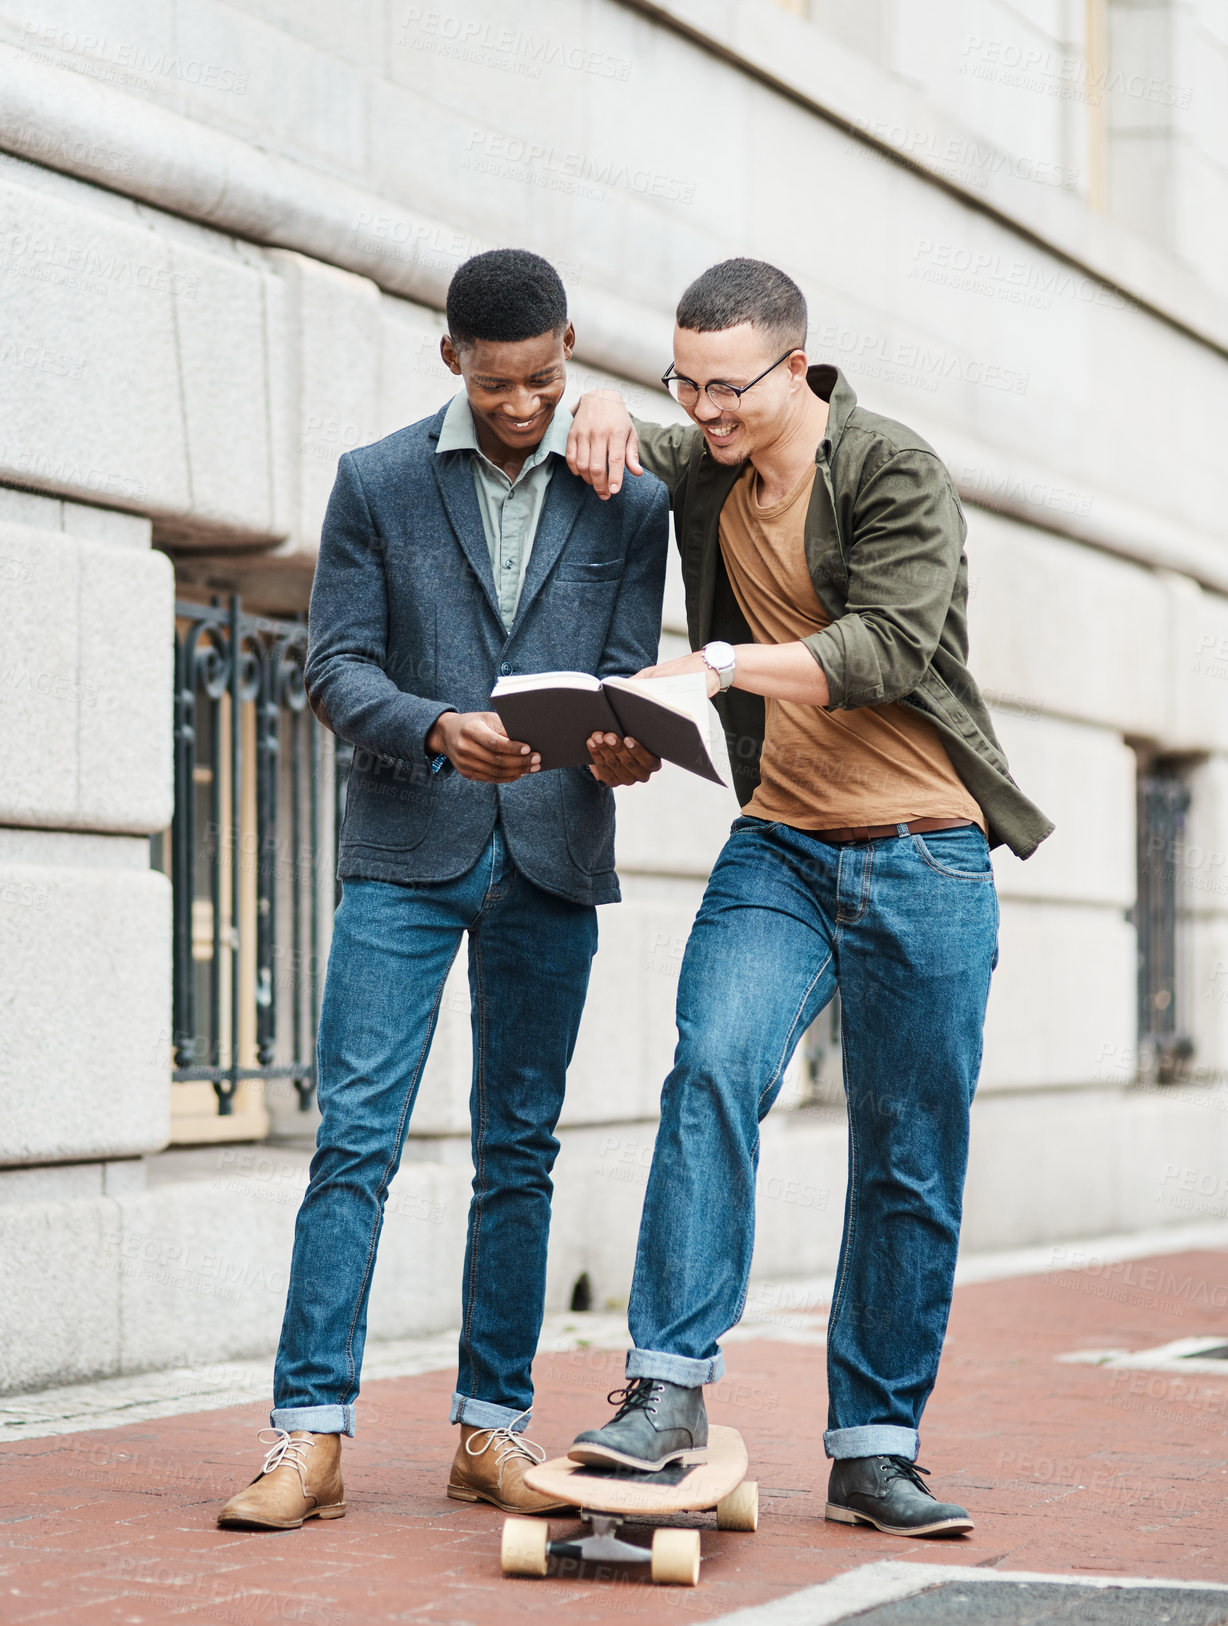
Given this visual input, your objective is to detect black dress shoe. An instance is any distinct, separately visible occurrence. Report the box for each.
[826,1455,973,1536]
[569,1377,708,1471]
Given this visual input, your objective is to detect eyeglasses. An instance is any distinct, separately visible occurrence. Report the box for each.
[661,349,797,411]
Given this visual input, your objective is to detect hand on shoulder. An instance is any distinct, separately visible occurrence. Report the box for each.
[566,391,641,500]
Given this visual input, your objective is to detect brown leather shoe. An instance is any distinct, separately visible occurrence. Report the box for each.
[217,1429,346,1531]
[447,1422,573,1515]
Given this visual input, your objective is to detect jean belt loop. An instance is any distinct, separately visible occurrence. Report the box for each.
[896,821,911,839]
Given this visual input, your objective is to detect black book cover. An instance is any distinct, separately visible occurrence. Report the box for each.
[604,686,725,785]
[490,684,622,771]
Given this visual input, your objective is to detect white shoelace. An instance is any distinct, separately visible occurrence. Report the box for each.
[464,1410,546,1478]
[258,1427,315,1490]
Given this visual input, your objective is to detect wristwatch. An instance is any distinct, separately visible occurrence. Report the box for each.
[701,640,737,693]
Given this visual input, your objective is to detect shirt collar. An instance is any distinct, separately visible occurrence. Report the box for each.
[435,391,573,475]
[807,364,858,456]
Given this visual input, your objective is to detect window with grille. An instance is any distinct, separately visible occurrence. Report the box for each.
[151,596,347,1144]
[1135,758,1195,1083]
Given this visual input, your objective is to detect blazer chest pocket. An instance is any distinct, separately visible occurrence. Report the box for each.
[554,557,623,583]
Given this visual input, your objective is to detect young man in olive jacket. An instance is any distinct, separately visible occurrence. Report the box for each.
[563,258,1052,1537]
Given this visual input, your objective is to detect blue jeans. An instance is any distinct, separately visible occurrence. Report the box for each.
[272,825,598,1437]
[626,816,999,1462]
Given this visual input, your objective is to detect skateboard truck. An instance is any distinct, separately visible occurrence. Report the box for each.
[503,1512,706,1586]
[549,1511,654,1566]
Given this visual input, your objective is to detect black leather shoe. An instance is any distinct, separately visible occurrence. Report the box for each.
[568,1378,708,1471]
[826,1455,973,1536]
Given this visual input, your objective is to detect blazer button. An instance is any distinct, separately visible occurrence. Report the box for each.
[500,662,511,675]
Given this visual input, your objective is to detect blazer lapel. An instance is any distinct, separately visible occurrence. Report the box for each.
[429,445,502,623]
[507,467,586,634]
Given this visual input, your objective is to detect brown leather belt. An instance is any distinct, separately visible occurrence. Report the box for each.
[813,817,974,845]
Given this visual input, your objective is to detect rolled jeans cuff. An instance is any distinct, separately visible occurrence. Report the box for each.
[625,1347,724,1387]
[450,1393,530,1432]
[824,1424,918,1461]
[270,1403,355,1438]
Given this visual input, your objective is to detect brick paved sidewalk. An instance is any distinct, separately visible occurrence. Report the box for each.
[2,1245,1226,1625]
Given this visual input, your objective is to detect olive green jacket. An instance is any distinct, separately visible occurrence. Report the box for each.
[633,364,1053,859]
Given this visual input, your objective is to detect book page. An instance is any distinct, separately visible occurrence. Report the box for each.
[604,672,710,730]
[491,671,602,696]
[603,672,725,784]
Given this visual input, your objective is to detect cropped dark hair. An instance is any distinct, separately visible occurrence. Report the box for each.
[445,249,568,349]
[675,258,807,350]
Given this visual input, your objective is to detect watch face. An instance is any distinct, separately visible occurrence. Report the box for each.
[703,642,735,691]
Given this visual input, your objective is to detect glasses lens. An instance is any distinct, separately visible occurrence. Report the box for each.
[706,384,739,410]
[666,376,699,405]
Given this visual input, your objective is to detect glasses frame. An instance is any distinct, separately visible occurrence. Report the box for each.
[660,348,798,410]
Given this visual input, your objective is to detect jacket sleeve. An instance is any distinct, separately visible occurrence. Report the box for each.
[304,453,454,761]
[629,417,703,502]
[802,449,966,710]
[595,481,670,679]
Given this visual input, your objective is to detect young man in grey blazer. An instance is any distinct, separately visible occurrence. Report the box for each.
[218,250,668,1529]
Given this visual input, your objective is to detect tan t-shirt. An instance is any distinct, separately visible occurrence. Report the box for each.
[719,462,987,834]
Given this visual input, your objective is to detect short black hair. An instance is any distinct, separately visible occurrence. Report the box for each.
[445,248,568,349]
[675,258,807,350]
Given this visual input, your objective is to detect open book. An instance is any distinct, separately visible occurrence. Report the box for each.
[490,670,727,785]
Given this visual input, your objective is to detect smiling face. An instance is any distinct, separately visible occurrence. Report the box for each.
[441,323,574,468]
[671,321,809,465]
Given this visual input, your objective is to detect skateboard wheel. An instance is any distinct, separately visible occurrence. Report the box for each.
[501,1517,549,1577]
[650,1527,700,1586]
[716,1479,759,1532]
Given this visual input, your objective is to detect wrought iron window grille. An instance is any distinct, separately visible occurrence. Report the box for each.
[1135,760,1196,1085]
[167,595,344,1116]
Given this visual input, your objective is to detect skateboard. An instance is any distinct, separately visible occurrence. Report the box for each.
[501,1425,757,1587]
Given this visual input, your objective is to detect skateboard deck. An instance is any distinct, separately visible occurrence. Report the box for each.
[503,1427,757,1587]
[525,1424,748,1514]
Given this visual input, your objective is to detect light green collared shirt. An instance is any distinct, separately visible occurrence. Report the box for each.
[435,393,573,630]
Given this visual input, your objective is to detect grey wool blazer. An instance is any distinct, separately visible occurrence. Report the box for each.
[305,403,670,907]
